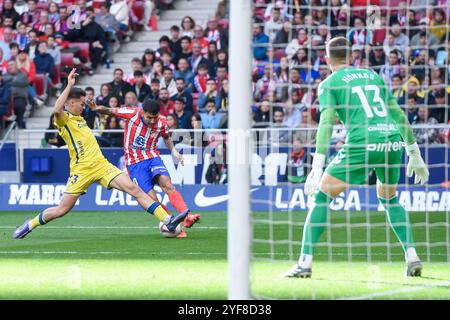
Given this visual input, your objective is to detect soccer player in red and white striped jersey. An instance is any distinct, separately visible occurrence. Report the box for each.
[89,99,200,237]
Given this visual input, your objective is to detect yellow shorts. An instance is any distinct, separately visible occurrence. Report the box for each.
[65,160,124,195]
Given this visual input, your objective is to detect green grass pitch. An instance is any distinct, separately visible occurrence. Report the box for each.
[0,210,448,299]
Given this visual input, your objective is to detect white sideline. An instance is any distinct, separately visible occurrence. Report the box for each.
[341,281,450,300]
[0,250,226,256]
[0,226,223,230]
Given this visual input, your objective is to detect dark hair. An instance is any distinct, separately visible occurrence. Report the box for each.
[327,36,350,62]
[181,16,196,30]
[163,67,173,73]
[85,86,94,93]
[175,77,185,82]
[180,35,192,43]
[174,96,185,104]
[273,106,284,115]
[207,78,216,84]
[132,57,142,64]
[170,25,180,32]
[9,42,19,49]
[159,35,170,43]
[166,113,179,128]
[68,87,86,100]
[114,68,124,74]
[142,99,160,115]
[392,74,403,80]
[134,70,144,77]
[205,98,216,106]
[198,63,208,70]
[151,78,160,84]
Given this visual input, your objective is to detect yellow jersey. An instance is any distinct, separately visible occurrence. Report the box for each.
[54,111,106,169]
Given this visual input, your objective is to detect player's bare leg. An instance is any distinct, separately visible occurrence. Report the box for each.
[286,173,348,278]
[154,175,200,228]
[377,180,422,277]
[12,193,79,239]
[148,188,188,238]
[109,173,187,232]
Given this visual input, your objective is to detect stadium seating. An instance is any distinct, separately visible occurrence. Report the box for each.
[69,43,90,63]
[34,74,46,97]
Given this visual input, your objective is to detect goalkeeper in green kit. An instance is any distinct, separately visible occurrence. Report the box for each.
[285,37,429,278]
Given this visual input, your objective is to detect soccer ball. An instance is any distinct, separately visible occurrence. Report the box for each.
[159,221,182,238]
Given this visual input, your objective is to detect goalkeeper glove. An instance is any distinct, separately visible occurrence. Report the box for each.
[405,142,429,185]
[304,153,326,196]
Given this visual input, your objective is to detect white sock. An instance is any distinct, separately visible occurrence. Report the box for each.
[162,215,171,225]
[298,254,313,268]
[405,247,419,262]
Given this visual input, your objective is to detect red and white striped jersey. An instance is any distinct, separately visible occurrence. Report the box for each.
[112,107,169,166]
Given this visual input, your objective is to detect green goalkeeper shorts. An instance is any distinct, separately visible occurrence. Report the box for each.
[325,138,404,185]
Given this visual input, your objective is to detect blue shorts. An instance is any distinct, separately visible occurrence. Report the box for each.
[127,157,170,193]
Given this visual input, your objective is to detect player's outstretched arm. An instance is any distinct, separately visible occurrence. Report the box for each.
[54,68,78,116]
[386,91,429,184]
[87,99,115,116]
[304,107,334,195]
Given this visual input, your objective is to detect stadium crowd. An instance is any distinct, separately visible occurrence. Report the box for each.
[0,0,170,130]
[2,0,449,184]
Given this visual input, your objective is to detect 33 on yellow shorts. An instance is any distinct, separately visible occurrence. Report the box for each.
[65,160,124,195]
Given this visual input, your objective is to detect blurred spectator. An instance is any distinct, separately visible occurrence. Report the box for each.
[200,98,222,129]
[204,16,228,51]
[110,0,130,33]
[14,23,29,50]
[47,36,61,66]
[174,96,192,129]
[181,16,195,38]
[0,70,11,119]
[109,68,132,104]
[158,87,175,116]
[269,107,289,147]
[406,95,419,123]
[21,0,39,26]
[285,28,309,59]
[83,87,98,129]
[192,25,209,56]
[161,50,175,71]
[380,49,402,90]
[148,60,164,84]
[350,44,365,67]
[368,42,386,70]
[254,63,276,102]
[429,89,449,123]
[411,19,439,49]
[384,21,409,56]
[25,30,38,60]
[160,67,177,97]
[16,47,44,107]
[188,112,209,148]
[0,27,14,60]
[283,99,301,127]
[156,35,172,59]
[273,21,292,46]
[286,137,307,183]
[169,25,182,59]
[44,113,66,148]
[430,8,449,43]
[123,91,140,108]
[33,41,55,100]
[189,41,208,73]
[177,36,192,62]
[2,0,20,26]
[103,116,124,147]
[132,70,151,102]
[47,2,60,24]
[96,83,113,107]
[412,106,440,144]
[206,142,227,184]
[171,77,193,112]
[0,48,9,74]
[253,22,269,61]
[174,57,194,92]
[264,7,283,42]
[347,17,373,47]
[198,78,218,113]
[253,99,271,128]
[148,78,160,100]
[9,43,19,64]
[217,78,229,113]
[193,63,210,94]
[95,2,121,44]
[3,60,29,128]
[142,48,156,74]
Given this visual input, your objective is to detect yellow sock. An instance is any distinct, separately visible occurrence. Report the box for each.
[147,203,170,222]
[30,213,46,229]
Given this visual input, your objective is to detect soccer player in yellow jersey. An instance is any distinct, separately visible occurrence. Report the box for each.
[12,69,188,239]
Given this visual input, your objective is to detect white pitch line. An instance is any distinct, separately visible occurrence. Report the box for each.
[0,250,226,256]
[341,281,450,300]
[0,226,224,230]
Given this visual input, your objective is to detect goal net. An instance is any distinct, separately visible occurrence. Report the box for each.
[245,0,450,300]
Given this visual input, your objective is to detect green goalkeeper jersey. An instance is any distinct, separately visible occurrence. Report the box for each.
[315,66,415,155]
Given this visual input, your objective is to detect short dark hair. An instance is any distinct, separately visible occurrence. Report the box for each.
[273,106,284,115]
[326,36,350,62]
[159,35,170,43]
[170,25,180,32]
[206,98,216,105]
[174,97,185,104]
[85,86,94,93]
[68,87,86,100]
[114,68,124,74]
[175,77,185,82]
[142,99,160,115]
[198,63,208,70]
[163,67,173,73]
[181,36,192,43]
[151,78,160,84]
[134,70,144,77]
